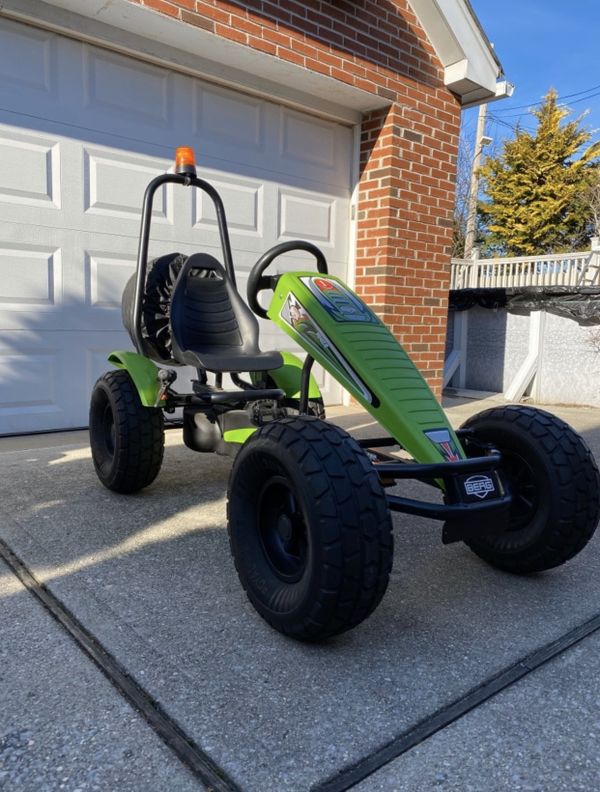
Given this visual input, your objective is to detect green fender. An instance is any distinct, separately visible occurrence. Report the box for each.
[251,351,322,400]
[222,427,256,445]
[108,351,160,407]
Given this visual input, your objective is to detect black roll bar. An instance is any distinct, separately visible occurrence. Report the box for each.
[131,173,236,356]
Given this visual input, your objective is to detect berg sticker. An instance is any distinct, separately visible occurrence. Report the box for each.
[423,428,462,462]
[464,474,495,499]
[301,276,380,324]
[279,292,374,403]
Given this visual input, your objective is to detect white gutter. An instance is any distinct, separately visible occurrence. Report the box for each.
[407,0,512,106]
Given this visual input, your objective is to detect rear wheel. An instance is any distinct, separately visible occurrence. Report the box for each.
[461,405,600,573]
[227,417,393,641]
[89,370,164,493]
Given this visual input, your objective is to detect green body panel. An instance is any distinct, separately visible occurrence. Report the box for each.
[250,351,321,400]
[108,351,160,407]
[223,427,256,444]
[268,273,464,465]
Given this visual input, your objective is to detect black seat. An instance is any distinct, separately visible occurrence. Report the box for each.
[169,253,282,373]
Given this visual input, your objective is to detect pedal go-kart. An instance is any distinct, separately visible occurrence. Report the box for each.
[89,147,600,641]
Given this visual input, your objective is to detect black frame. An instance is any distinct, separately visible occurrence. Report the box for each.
[358,433,512,539]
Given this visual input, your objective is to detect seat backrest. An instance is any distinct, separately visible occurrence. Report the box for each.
[169,253,261,362]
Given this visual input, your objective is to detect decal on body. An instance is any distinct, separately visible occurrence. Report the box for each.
[301,277,380,324]
[423,428,462,462]
[279,292,373,403]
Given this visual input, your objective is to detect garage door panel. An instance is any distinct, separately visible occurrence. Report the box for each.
[0,350,59,412]
[0,224,75,332]
[194,175,263,237]
[0,21,59,111]
[0,337,74,433]
[195,84,266,153]
[0,243,61,309]
[277,187,341,252]
[83,47,174,132]
[191,172,268,256]
[85,251,136,312]
[280,107,349,187]
[83,148,174,225]
[0,129,61,210]
[276,187,349,278]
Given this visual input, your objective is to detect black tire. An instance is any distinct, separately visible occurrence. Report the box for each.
[461,405,600,573]
[89,370,164,493]
[227,417,393,641]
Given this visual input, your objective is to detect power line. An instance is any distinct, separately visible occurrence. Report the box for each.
[488,113,535,134]
[494,81,600,114]
[492,90,600,121]
[560,89,600,107]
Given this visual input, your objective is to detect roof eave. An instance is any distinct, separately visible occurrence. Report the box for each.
[407,0,512,106]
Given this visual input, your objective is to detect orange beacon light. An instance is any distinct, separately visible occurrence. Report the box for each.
[175,146,197,177]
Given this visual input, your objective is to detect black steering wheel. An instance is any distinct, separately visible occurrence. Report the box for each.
[247,240,328,318]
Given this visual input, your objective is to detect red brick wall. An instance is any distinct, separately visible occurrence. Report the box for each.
[129,0,461,395]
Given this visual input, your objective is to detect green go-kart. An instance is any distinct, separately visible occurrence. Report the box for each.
[89,148,600,642]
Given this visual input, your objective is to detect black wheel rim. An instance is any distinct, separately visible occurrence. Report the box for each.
[501,450,539,530]
[257,476,308,582]
[102,403,116,458]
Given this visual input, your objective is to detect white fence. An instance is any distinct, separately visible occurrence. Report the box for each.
[450,250,597,290]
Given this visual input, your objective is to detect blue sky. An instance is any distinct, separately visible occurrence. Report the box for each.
[464,0,600,147]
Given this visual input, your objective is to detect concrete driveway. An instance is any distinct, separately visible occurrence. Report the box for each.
[2,396,600,791]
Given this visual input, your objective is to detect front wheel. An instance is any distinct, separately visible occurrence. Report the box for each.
[227,417,393,641]
[461,405,600,573]
[89,370,164,493]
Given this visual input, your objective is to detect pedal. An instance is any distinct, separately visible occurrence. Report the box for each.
[248,399,287,426]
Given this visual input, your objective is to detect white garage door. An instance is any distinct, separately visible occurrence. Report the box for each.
[0,18,353,434]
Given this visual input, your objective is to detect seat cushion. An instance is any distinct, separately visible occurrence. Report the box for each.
[178,348,283,373]
[169,253,282,373]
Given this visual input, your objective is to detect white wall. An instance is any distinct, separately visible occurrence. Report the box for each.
[446,307,600,407]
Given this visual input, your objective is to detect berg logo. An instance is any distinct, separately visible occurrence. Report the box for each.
[464,475,495,499]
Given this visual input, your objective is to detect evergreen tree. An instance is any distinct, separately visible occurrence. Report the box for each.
[479,89,600,255]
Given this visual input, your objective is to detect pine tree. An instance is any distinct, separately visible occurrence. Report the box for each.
[479,89,600,255]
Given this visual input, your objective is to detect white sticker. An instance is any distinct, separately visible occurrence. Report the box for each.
[464,474,495,499]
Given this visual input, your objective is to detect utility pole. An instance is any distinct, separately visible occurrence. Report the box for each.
[464,102,489,259]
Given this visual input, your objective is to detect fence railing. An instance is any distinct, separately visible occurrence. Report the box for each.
[450,251,596,290]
